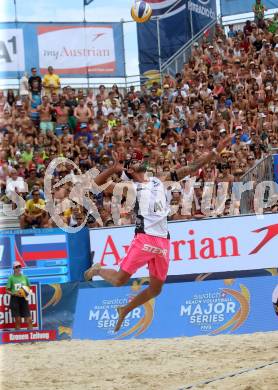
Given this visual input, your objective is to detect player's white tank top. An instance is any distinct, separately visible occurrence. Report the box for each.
[133,177,170,238]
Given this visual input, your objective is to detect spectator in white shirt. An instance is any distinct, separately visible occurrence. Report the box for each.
[6,169,27,195]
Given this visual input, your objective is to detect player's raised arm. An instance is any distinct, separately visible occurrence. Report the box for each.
[94,151,124,188]
[164,134,233,181]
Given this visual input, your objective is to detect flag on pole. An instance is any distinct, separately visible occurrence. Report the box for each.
[84,0,94,5]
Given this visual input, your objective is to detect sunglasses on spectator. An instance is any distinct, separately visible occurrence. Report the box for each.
[190,139,196,142]
[247,157,255,161]
[14,265,22,269]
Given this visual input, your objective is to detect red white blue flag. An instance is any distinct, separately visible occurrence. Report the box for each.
[14,234,68,264]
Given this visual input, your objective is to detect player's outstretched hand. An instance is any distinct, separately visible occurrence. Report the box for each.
[112,151,124,174]
[216,133,234,154]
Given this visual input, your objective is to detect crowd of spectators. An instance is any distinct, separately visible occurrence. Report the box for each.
[1,14,278,229]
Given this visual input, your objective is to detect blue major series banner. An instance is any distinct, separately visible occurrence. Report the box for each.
[137,0,216,76]
[72,276,278,340]
[220,0,277,17]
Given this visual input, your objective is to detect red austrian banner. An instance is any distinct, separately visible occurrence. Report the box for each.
[1,330,56,343]
[0,285,41,330]
[89,213,278,278]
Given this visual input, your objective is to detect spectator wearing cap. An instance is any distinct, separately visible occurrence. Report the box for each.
[6,262,33,331]
[232,125,250,143]
[162,74,175,89]
[160,142,172,160]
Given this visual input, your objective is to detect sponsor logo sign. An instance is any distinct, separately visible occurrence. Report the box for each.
[187,0,216,20]
[179,282,250,334]
[90,214,278,278]
[0,285,41,330]
[38,25,116,74]
[1,330,56,343]
[0,29,25,72]
[73,278,154,340]
[72,276,278,340]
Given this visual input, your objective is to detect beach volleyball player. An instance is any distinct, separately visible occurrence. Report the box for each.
[85,136,232,332]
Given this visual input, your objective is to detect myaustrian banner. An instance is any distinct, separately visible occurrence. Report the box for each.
[0,22,125,78]
[89,213,278,278]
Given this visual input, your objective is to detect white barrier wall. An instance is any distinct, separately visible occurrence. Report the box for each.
[89,214,278,278]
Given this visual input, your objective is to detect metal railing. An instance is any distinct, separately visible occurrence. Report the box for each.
[161,19,217,77]
[0,79,143,97]
[240,151,277,214]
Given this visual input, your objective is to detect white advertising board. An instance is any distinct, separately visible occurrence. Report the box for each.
[38,25,116,74]
[90,214,278,278]
[0,29,25,72]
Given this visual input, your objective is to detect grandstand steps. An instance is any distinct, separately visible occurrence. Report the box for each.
[0,204,20,230]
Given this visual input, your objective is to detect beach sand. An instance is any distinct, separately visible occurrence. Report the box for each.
[1,332,278,390]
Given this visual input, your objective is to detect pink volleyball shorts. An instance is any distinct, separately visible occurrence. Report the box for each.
[120,233,170,281]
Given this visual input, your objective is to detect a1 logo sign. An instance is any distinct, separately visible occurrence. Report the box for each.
[0,29,25,72]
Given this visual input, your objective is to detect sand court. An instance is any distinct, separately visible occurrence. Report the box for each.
[1,331,278,390]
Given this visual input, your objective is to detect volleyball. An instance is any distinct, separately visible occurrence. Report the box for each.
[131,1,152,23]
[18,286,31,300]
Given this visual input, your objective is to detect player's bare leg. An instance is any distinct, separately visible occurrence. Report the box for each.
[84,263,130,285]
[25,316,33,330]
[114,276,163,332]
[84,265,163,332]
[15,316,21,330]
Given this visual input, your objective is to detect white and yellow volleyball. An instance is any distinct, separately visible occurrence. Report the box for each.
[18,286,31,300]
[131,1,152,23]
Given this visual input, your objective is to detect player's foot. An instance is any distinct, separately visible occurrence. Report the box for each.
[84,263,101,281]
[114,307,127,332]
